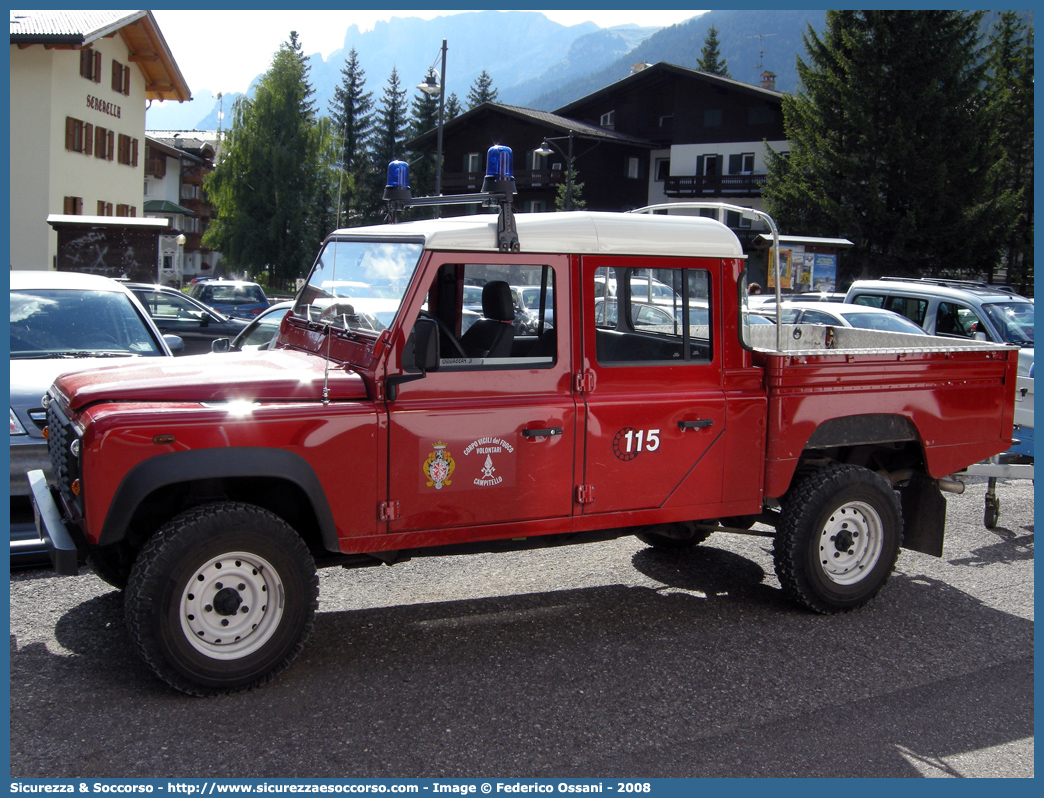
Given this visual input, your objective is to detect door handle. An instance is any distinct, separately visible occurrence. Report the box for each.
[522,427,563,438]
[678,419,714,429]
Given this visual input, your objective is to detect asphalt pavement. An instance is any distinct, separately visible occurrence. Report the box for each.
[8,475,1034,778]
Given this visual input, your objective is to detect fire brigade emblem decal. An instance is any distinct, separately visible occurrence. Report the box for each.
[423,442,455,490]
[463,436,515,487]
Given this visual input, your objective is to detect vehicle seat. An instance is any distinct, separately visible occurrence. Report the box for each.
[460,281,515,358]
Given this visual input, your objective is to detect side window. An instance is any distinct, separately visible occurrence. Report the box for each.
[936,301,983,337]
[851,294,884,308]
[800,309,837,326]
[593,266,712,365]
[430,263,556,369]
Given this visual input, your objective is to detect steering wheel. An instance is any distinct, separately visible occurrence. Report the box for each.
[418,310,468,359]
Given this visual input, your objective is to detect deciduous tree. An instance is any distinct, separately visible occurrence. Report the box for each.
[204,31,335,286]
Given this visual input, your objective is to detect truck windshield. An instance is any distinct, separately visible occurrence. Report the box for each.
[292,238,424,334]
[981,301,1034,347]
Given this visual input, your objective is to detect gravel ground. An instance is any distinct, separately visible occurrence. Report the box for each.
[9,475,1033,778]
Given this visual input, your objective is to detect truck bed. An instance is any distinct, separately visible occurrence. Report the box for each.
[749,324,1019,497]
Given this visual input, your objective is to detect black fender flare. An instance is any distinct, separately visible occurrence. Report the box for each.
[805,413,920,450]
[99,448,338,551]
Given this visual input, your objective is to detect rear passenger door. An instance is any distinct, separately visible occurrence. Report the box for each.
[578,258,728,516]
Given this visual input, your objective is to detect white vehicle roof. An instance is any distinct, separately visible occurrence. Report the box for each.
[329,211,744,259]
[10,270,130,292]
[847,278,1031,303]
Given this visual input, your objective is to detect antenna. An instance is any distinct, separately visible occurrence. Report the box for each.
[748,33,777,71]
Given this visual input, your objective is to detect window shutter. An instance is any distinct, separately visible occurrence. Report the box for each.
[65,117,75,150]
[729,154,742,174]
[85,123,93,156]
[111,62,119,92]
[123,65,131,95]
[93,51,102,83]
[107,130,114,161]
[132,138,139,167]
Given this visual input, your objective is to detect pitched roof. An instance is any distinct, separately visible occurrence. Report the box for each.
[407,102,653,150]
[10,9,191,102]
[143,199,195,216]
[554,62,783,117]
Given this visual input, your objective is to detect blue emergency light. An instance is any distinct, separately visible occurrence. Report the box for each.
[382,160,412,202]
[481,145,516,195]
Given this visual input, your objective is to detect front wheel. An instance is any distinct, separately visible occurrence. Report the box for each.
[774,464,902,614]
[124,502,318,696]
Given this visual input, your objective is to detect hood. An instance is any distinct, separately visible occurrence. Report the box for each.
[12,356,168,438]
[52,349,368,411]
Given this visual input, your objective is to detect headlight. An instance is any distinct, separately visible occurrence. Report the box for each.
[10,408,26,436]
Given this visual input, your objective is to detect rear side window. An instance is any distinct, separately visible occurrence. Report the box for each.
[851,293,927,325]
[593,266,712,365]
[204,284,266,305]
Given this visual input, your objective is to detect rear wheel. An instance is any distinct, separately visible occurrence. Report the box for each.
[774,464,902,614]
[124,502,318,696]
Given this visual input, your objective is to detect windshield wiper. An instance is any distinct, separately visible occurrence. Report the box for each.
[42,350,135,359]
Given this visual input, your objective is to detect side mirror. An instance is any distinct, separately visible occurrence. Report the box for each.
[164,334,185,353]
[411,317,440,372]
[386,317,441,400]
[211,337,231,353]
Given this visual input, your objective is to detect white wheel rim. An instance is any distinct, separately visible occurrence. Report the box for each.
[816,500,884,586]
[179,551,285,660]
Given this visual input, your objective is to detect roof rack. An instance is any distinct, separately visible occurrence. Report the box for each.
[877,276,1016,293]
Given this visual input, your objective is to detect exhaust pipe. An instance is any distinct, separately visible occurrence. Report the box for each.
[879,468,966,495]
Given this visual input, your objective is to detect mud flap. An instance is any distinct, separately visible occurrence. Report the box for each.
[898,475,946,557]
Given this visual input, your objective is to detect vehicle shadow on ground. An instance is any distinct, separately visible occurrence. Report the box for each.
[10,541,1034,779]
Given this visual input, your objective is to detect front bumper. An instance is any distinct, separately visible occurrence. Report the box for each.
[27,469,81,575]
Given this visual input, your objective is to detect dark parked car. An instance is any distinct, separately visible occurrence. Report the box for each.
[10,270,180,566]
[128,283,248,355]
[186,279,269,319]
[212,301,293,353]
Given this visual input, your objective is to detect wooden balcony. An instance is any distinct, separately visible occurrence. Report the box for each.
[439,168,565,191]
[664,173,767,198]
[144,157,166,178]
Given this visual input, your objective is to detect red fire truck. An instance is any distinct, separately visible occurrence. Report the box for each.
[30,150,1018,696]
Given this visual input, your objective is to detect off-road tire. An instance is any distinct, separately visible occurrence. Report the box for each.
[88,544,133,590]
[124,502,318,697]
[774,463,902,614]
[635,521,713,550]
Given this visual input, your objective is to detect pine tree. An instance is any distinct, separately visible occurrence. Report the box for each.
[764,11,1012,283]
[554,165,585,211]
[445,93,462,120]
[697,26,730,77]
[985,12,1034,293]
[408,86,441,201]
[204,31,335,286]
[466,70,498,109]
[328,48,374,228]
[363,67,409,223]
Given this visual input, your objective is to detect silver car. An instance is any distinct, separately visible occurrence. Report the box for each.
[10,271,180,566]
